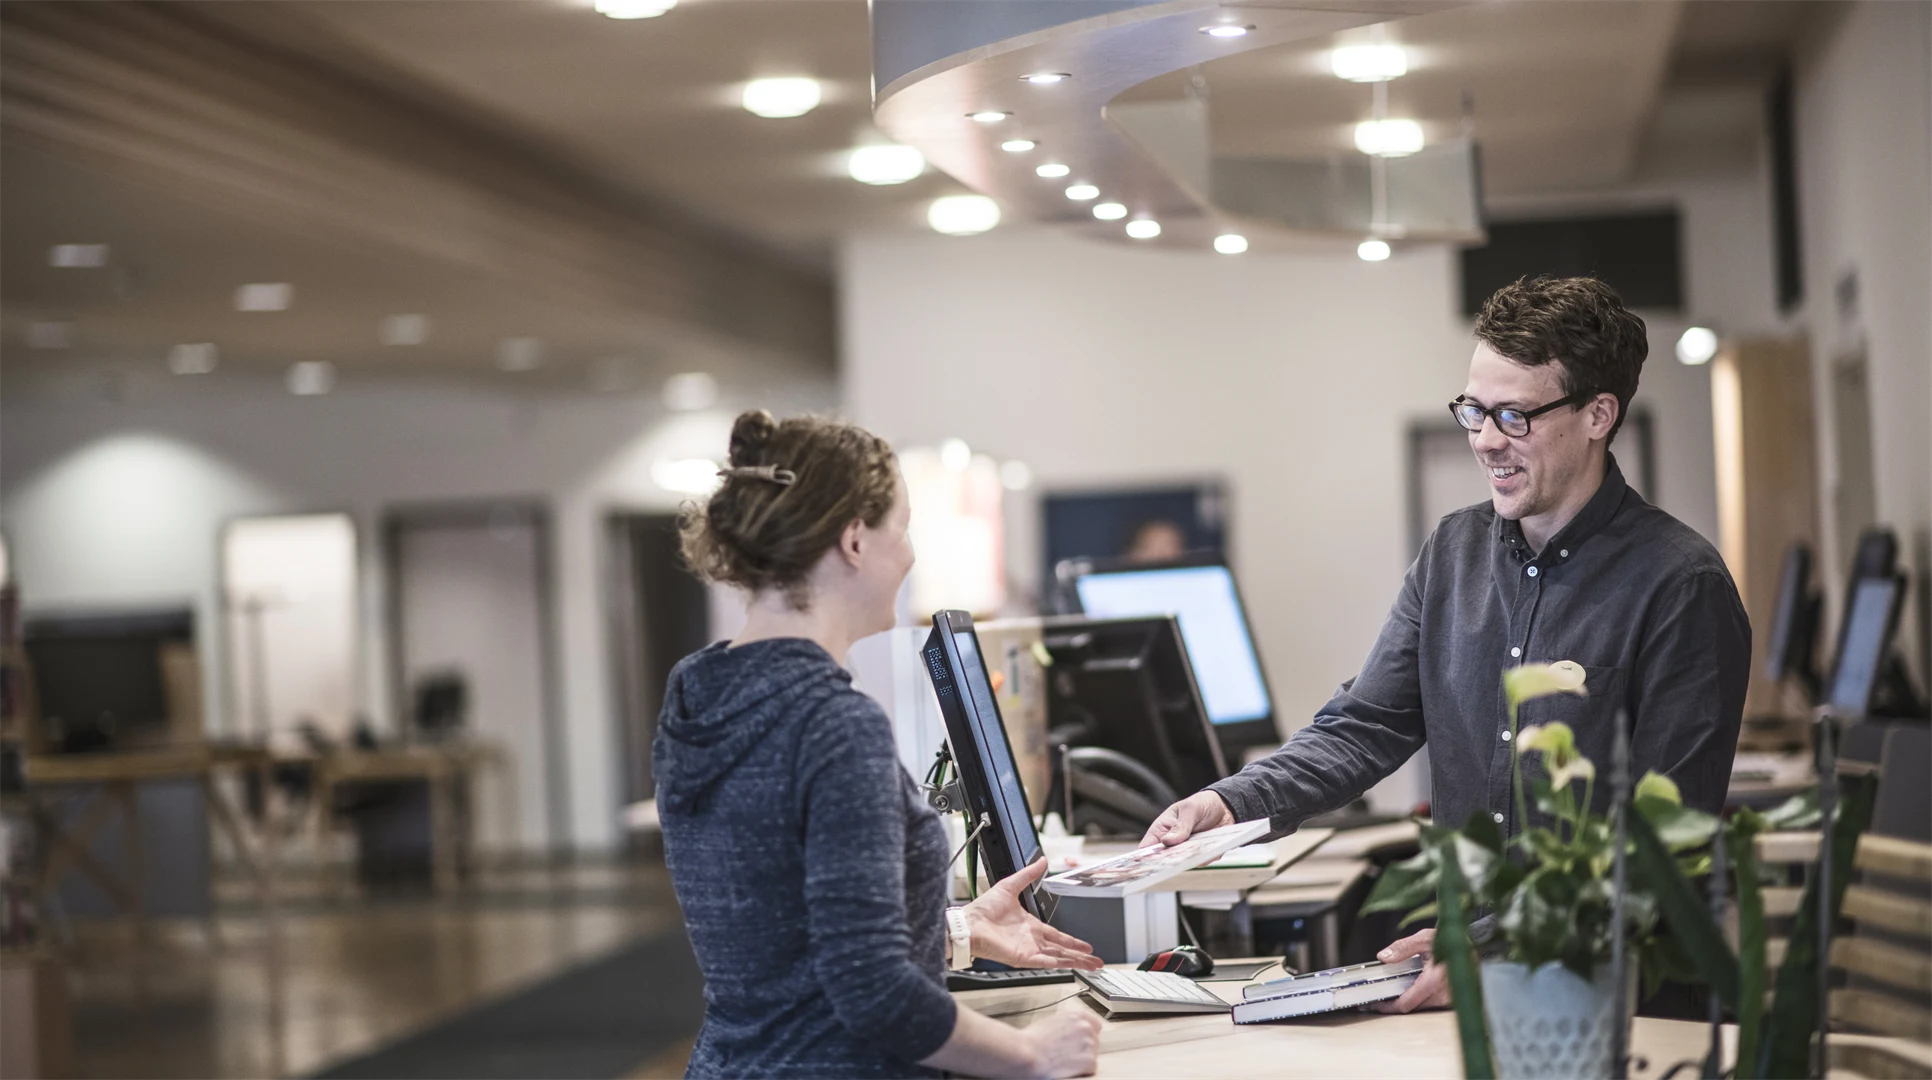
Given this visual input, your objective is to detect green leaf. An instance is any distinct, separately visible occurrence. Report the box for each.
[1628,806,1739,1009]
[1760,789,1821,830]
[1759,775,1877,1079]
[1361,851,1440,916]
[1453,833,1504,896]
[1398,901,1439,928]
[1636,799,1719,852]
[1634,770,1682,806]
[1434,855,1495,1080]
[1727,823,1766,1080]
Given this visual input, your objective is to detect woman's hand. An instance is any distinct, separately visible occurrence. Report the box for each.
[1020,1002,1102,1078]
[963,859,1104,971]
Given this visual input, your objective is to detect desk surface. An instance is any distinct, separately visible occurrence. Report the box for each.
[957,968,1729,1079]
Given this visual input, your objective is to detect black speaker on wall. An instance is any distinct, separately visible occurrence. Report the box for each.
[1458,210,1684,315]
[1768,64,1805,313]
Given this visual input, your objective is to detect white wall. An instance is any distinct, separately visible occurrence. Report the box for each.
[840,224,1741,809]
[1793,0,1932,679]
[0,373,834,852]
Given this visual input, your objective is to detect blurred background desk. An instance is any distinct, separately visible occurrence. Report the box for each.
[300,741,511,894]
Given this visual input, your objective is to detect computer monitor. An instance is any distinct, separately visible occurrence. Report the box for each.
[1071,560,1279,754]
[922,610,1044,913]
[25,609,193,752]
[1040,615,1229,794]
[1765,542,1822,699]
[1826,575,1905,718]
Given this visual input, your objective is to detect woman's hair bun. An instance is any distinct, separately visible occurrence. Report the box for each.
[727,409,778,467]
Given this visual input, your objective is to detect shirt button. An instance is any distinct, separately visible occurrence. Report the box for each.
[1510,646,1522,658]
[1501,730,1513,742]
[1492,812,1506,824]
[1559,549,1569,558]
[1527,565,1540,578]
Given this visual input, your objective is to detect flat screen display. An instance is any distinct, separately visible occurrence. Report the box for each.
[1828,577,1899,716]
[935,621,1041,874]
[1076,565,1272,725]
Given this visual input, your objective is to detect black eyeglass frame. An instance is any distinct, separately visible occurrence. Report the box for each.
[1448,392,1591,438]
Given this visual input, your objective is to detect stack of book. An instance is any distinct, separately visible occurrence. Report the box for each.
[1229,956,1426,1024]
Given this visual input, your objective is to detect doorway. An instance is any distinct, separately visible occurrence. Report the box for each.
[386,502,565,857]
[606,513,713,809]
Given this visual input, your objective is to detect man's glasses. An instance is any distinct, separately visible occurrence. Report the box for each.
[1448,392,1588,438]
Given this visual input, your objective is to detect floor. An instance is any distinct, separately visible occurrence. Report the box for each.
[58,860,686,1080]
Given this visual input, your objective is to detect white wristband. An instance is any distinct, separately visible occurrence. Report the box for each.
[945,907,974,970]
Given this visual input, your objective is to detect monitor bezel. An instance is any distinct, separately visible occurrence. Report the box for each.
[923,609,1045,913]
[1038,613,1231,789]
[1068,555,1280,755]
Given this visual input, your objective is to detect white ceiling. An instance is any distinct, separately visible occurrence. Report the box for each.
[1,0,1815,386]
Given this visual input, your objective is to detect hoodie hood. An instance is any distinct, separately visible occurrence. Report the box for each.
[654,637,853,815]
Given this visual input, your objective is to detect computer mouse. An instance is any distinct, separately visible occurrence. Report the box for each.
[1138,945,1214,978]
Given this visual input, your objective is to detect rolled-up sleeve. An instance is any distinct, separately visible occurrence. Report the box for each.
[1211,552,1429,836]
[795,702,957,1064]
[1630,567,1751,816]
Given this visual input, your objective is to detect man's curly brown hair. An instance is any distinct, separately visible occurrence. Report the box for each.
[1473,276,1649,444]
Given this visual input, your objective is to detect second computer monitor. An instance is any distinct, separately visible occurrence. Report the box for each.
[1072,560,1279,755]
[1042,615,1229,794]
[1827,575,1906,718]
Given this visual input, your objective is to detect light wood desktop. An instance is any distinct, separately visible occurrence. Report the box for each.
[956,966,1732,1079]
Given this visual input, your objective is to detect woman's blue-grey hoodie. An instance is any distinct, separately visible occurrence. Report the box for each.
[653,638,956,1079]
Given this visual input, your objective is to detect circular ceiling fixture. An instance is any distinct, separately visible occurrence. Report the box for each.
[1332,43,1408,82]
[1676,327,1720,366]
[742,77,821,118]
[1358,239,1392,261]
[928,195,1001,235]
[1354,118,1424,157]
[1000,139,1036,153]
[1201,24,1252,38]
[1035,163,1071,178]
[848,144,926,185]
[1092,202,1127,221]
[1064,184,1099,201]
[1125,219,1161,240]
[595,0,675,18]
[1213,234,1249,255]
[969,111,1011,123]
[1023,72,1071,85]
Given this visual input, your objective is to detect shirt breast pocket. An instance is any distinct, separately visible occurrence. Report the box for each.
[1521,664,1628,751]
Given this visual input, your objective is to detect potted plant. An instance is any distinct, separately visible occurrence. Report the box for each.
[1361,662,1876,1080]
[1361,662,1719,1079]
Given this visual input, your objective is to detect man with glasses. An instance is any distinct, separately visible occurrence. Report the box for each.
[1142,276,1749,1013]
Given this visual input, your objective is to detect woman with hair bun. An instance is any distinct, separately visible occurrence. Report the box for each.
[655,410,1102,1080]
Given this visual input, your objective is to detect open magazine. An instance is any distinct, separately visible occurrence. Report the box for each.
[1041,819,1272,897]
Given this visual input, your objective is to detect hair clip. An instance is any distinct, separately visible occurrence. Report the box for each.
[717,465,796,487]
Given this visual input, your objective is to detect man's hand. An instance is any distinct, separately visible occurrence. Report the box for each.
[1368,928,1452,1013]
[1139,791,1236,847]
[964,859,1104,971]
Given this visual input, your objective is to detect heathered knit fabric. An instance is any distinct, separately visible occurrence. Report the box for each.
[654,638,956,1079]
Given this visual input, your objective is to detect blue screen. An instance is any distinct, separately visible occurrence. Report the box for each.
[1829,579,1895,716]
[1076,565,1272,725]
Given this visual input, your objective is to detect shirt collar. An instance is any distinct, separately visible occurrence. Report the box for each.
[1494,453,1630,560]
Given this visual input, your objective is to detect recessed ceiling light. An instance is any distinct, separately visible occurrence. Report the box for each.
[287,360,335,395]
[1332,43,1408,82]
[663,371,720,411]
[742,77,821,118]
[928,195,1001,236]
[169,342,218,375]
[1023,73,1071,85]
[969,111,1010,123]
[848,144,926,185]
[1676,327,1720,366]
[1092,202,1128,221]
[1000,139,1036,153]
[594,0,674,17]
[235,283,293,311]
[26,322,74,349]
[496,337,544,371]
[1065,184,1099,201]
[48,244,108,268]
[1354,118,1424,157]
[1201,24,1252,38]
[1214,233,1249,255]
[1035,163,1071,178]
[380,314,431,346]
[1125,219,1161,240]
[1358,238,1392,261]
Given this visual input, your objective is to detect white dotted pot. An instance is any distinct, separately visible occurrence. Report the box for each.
[1478,960,1627,1079]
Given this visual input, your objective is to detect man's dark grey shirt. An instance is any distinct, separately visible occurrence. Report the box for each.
[1211,455,1750,838]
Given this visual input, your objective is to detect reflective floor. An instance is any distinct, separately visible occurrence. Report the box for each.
[60,860,681,1079]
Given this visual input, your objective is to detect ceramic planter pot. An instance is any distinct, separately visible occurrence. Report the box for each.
[1479,960,1626,1079]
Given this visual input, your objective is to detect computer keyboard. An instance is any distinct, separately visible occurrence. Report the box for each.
[946,967,1076,991]
[1075,967,1230,1015]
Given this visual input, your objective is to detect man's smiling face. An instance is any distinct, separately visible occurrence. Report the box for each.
[1461,342,1604,523]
